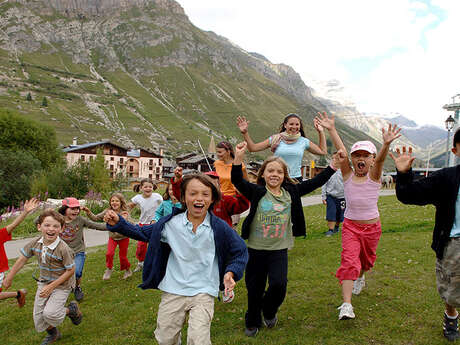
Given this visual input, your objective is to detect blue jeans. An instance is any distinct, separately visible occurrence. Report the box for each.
[74,252,86,280]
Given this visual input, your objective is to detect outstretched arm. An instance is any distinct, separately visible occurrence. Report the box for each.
[231,142,258,199]
[307,118,327,155]
[2,255,28,290]
[236,116,270,152]
[370,123,401,182]
[6,198,40,234]
[104,210,153,242]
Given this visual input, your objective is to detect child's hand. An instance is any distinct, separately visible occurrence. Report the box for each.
[389,146,415,173]
[2,275,12,290]
[236,116,249,134]
[120,211,129,219]
[104,210,119,226]
[39,284,54,298]
[174,166,183,180]
[314,112,335,130]
[331,149,347,169]
[382,123,401,145]
[80,206,90,214]
[223,272,235,297]
[234,142,247,159]
[313,118,324,132]
[23,198,40,214]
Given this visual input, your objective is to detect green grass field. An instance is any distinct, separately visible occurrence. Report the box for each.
[0,196,451,344]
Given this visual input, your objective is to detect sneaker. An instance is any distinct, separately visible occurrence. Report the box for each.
[263,315,278,328]
[73,285,84,302]
[67,301,83,325]
[244,327,259,337]
[352,276,365,295]
[122,269,133,280]
[221,290,234,303]
[133,262,144,273]
[325,230,334,237]
[16,289,27,308]
[102,269,112,280]
[338,302,355,320]
[443,313,459,342]
[40,327,61,345]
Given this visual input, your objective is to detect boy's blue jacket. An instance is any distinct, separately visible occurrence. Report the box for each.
[107,208,248,290]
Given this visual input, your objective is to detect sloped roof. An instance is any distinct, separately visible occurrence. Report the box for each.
[63,140,128,153]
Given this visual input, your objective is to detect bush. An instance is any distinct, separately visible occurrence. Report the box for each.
[0,149,42,210]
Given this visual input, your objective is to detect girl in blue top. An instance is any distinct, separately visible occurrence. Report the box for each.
[237,113,327,182]
[153,181,181,222]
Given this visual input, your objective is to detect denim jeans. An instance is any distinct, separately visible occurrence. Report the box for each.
[74,252,86,280]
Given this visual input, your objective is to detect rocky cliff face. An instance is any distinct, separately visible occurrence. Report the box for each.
[11,0,185,16]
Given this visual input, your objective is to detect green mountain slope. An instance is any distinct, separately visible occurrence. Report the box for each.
[0,0,374,160]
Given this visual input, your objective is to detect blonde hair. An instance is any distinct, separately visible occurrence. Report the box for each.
[256,156,297,186]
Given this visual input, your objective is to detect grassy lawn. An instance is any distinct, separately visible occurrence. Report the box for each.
[1,196,450,344]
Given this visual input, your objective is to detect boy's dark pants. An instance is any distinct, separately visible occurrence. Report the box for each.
[245,248,288,328]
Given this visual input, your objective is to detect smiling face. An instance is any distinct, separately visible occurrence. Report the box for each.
[351,150,375,175]
[110,196,121,212]
[263,161,285,191]
[184,178,214,222]
[64,206,80,221]
[216,147,231,161]
[37,216,63,245]
[141,181,154,197]
[283,116,301,135]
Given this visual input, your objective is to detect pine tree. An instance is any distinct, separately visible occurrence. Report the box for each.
[26,92,32,101]
[41,96,48,107]
[89,149,111,195]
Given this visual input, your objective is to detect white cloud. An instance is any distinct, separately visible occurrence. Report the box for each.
[176,0,459,126]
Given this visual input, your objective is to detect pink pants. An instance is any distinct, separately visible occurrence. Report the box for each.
[336,218,382,283]
[106,237,131,270]
[136,224,149,262]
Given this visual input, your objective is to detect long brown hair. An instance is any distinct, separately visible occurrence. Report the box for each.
[179,174,221,211]
[109,192,128,212]
[278,113,306,137]
[256,156,297,186]
[217,141,235,159]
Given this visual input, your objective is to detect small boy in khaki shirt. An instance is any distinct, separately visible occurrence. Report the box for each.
[3,210,83,345]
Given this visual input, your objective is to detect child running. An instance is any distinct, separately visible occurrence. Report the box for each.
[0,198,39,307]
[57,197,107,302]
[391,139,460,342]
[128,179,163,273]
[104,173,248,345]
[82,193,133,280]
[153,180,181,222]
[231,141,344,337]
[3,210,82,345]
[315,112,401,320]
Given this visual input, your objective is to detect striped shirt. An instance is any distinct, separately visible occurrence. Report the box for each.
[21,237,75,290]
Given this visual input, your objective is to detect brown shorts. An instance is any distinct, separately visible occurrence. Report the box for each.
[436,237,460,307]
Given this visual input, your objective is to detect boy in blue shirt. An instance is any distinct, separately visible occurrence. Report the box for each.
[104,173,248,345]
[391,129,460,342]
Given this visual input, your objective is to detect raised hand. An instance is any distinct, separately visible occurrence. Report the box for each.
[223,272,235,297]
[235,142,247,158]
[389,146,415,173]
[236,116,249,134]
[382,123,401,145]
[313,117,324,132]
[314,112,335,131]
[331,149,347,169]
[23,198,40,213]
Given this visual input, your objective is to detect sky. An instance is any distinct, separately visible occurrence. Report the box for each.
[175,0,460,127]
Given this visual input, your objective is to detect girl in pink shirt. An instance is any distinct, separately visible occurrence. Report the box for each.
[316,112,401,320]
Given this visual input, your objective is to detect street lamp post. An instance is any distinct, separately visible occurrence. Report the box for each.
[445,115,455,167]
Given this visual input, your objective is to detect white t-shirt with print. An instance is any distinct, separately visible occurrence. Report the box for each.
[131,193,163,224]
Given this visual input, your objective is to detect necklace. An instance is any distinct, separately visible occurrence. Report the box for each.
[354,171,367,177]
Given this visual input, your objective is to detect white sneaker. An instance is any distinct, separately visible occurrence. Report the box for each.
[352,276,365,295]
[338,302,355,320]
[122,269,133,280]
[133,262,143,273]
[102,269,112,280]
[221,290,235,303]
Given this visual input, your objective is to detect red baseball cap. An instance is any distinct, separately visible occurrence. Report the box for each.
[62,197,80,208]
[205,171,219,179]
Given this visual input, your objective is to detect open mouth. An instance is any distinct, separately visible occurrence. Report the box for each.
[357,162,365,169]
[193,202,205,211]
